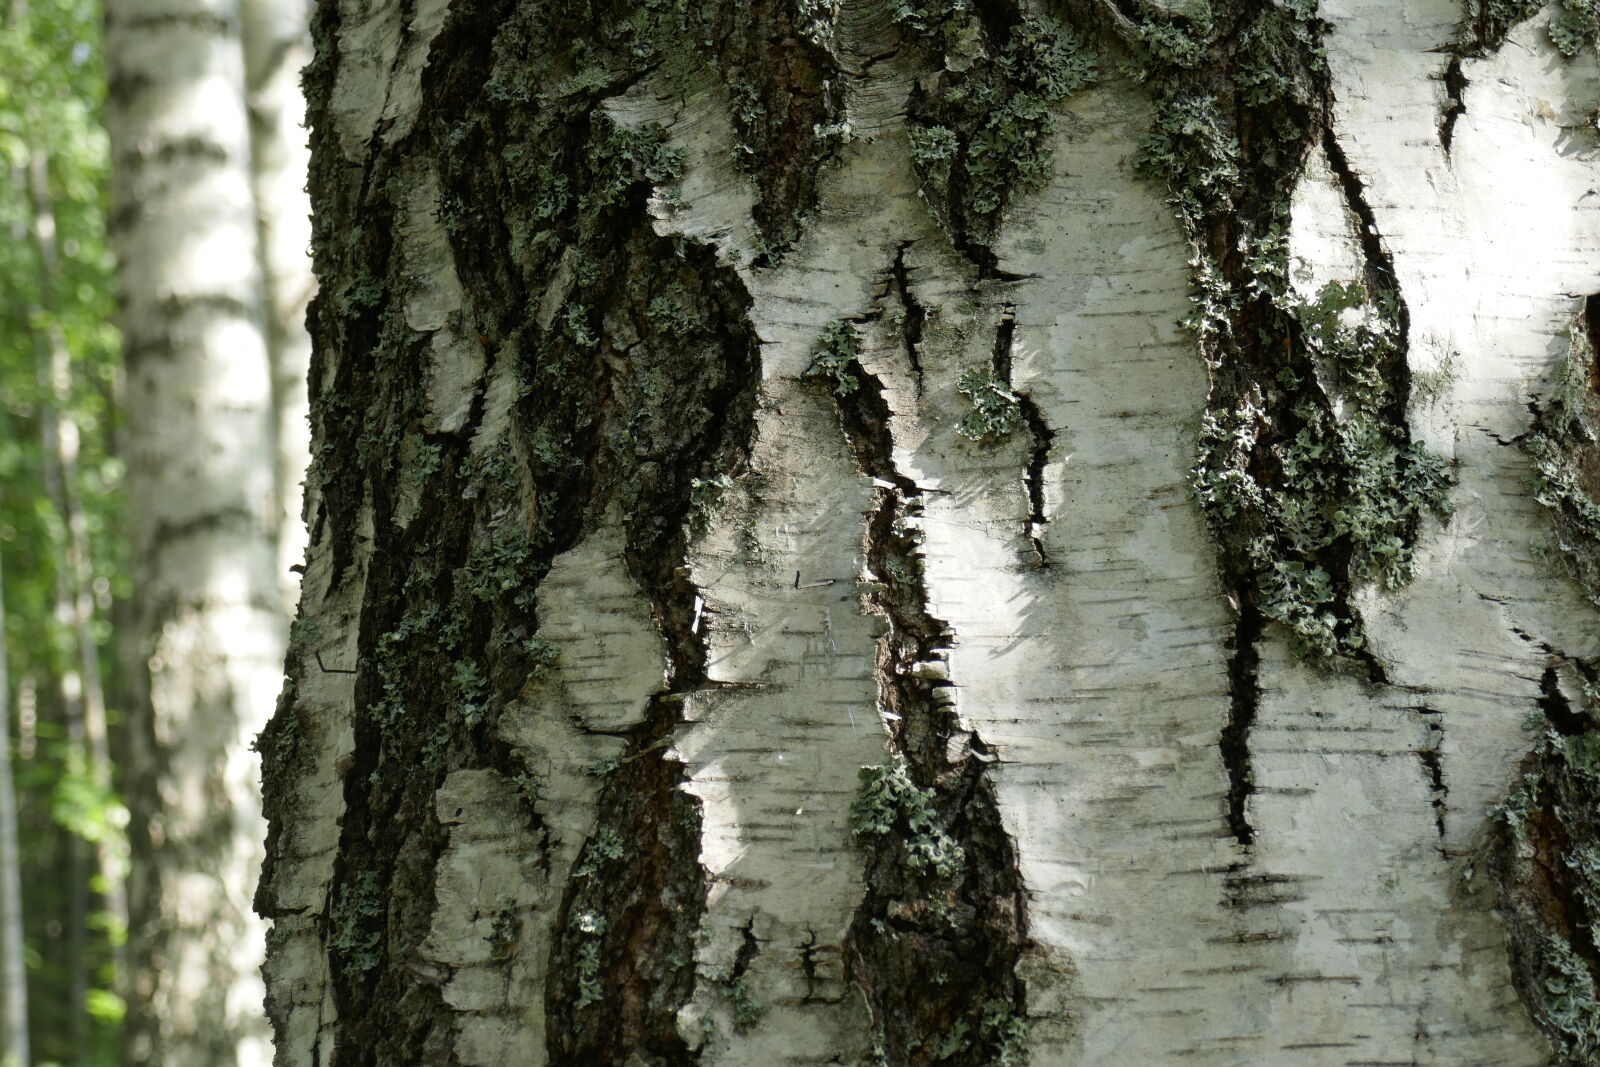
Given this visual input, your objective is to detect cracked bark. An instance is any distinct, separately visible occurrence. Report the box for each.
[815,308,1031,1067]
[261,0,1600,1062]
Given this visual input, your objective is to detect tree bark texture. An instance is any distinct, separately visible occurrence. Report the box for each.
[105,0,281,1062]
[261,0,1600,1063]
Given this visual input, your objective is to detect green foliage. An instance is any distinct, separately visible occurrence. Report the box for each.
[803,320,861,396]
[0,0,125,1058]
[955,368,1023,443]
[850,762,964,879]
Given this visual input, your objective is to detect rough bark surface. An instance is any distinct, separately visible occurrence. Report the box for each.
[261,0,1600,1063]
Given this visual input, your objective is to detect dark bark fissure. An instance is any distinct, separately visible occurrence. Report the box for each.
[889,245,927,389]
[818,263,1033,1066]
[1584,293,1600,384]
[1067,3,1447,879]
[1521,290,1600,605]
[1219,606,1263,849]
[1018,391,1053,567]
[1407,705,1448,842]
[895,0,1092,277]
[1438,54,1467,152]
[987,300,1053,564]
[1488,645,1600,1064]
[683,0,845,262]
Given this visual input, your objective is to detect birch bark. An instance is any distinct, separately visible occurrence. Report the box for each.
[105,0,280,1062]
[0,544,29,1067]
[260,1,1600,1063]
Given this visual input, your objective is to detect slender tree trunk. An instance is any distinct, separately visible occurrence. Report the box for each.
[0,547,29,1067]
[242,0,314,615]
[104,0,281,1062]
[261,1,1600,1063]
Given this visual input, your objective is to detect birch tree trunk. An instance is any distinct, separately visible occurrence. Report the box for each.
[260,0,1600,1063]
[242,0,314,615]
[105,0,281,1062]
[0,546,29,1067]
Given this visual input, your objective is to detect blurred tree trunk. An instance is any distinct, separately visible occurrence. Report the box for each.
[104,0,281,1062]
[0,547,29,1067]
[260,1,1600,1064]
[243,0,314,615]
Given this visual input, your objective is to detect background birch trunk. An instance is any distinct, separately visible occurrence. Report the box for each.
[0,546,29,1067]
[260,0,1600,1063]
[242,0,313,615]
[105,0,281,1062]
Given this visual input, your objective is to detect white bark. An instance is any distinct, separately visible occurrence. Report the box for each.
[242,0,314,614]
[105,0,281,1061]
[0,546,29,1067]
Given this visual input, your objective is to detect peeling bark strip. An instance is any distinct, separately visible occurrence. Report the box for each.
[809,266,1032,1065]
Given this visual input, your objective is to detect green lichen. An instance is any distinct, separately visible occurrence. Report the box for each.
[1114,0,1451,663]
[728,974,766,1032]
[850,761,964,879]
[1191,282,1452,659]
[329,871,385,974]
[1526,315,1600,603]
[1550,0,1600,55]
[688,473,733,532]
[897,7,1097,250]
[955,368,1024,443]
[803,320,862,396]
[1474,0,1600,55]
[573,909,607,1009]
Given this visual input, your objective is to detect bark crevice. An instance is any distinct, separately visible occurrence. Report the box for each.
[809,267,1035,1064]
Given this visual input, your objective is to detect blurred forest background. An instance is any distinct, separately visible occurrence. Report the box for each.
[0,0,132,1061]
[0,0,312,1060]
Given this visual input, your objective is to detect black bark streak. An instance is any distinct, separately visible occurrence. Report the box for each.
[823,261,1033,1067]
[1408,706,1448,842]
[990,302,1053,564]
[1438,53,1467,152]
[1220,606,1263,849]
